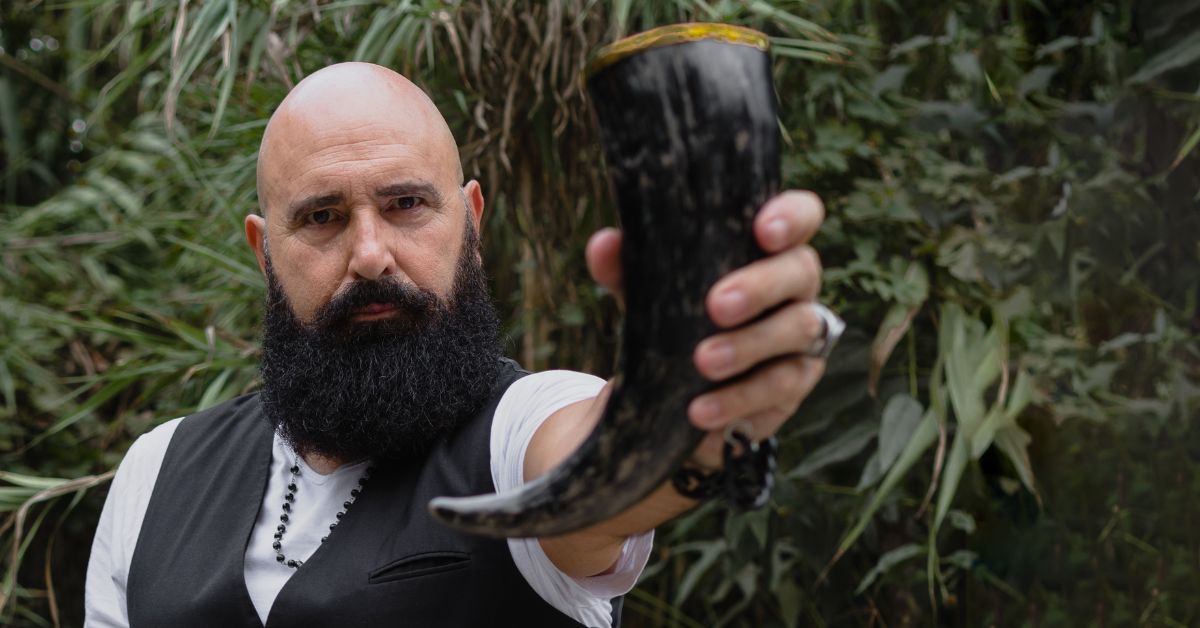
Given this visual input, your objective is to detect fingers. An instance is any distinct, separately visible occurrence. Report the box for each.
[585,228,624,299]
[687,355,826,433]
[755,190,825,253]
[694,301,827,381]
[684,189,830,461]
[687,408,789,470]
[707,244,822,328]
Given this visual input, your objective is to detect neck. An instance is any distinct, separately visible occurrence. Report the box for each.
[303,452,343,475]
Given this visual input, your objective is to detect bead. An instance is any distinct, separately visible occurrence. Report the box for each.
[270,458,371,563]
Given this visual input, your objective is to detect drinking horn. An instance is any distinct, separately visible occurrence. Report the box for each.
[429,23,780,538]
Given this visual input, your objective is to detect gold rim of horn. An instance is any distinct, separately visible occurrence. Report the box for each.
[584,23,770,79]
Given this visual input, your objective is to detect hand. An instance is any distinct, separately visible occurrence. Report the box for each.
[586,190,830,470]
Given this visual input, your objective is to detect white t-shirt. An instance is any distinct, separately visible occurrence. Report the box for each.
[85,370,652,628]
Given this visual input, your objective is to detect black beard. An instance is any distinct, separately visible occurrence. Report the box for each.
[259,226,502,463]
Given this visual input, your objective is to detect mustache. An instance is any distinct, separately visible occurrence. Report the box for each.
[310,277,441,333]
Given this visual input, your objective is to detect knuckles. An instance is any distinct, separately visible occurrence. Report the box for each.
[793,245,823,298]
[766,359,804,400]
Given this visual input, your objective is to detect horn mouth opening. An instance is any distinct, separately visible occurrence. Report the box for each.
[584,23,769,79]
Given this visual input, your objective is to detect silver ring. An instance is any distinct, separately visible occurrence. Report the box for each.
[803,303,845,359]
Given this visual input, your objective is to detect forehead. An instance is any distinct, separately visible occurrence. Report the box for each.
[278,118,440,182]
[258,67,459,212]
[277,104,445,168]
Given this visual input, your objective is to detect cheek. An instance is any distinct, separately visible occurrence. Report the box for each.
[272,254,341,321]
[401,221,466,297]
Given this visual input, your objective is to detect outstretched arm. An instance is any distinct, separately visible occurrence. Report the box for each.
[526,190,831,578]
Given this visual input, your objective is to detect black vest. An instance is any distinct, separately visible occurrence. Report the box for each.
[127,360,620,627]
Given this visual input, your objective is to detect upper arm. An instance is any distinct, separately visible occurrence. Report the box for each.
[85,418,182,627]
[521,386,609,485]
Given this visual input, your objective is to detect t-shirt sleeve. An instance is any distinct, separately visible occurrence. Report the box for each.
[490,370,654,628]
[85,418,183,628]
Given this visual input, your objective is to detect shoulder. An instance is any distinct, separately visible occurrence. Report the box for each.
[490,369,605,492]
[118,416,186,483]
[497,370,606,411]
[86,416,186,610]
[113,393,264,502]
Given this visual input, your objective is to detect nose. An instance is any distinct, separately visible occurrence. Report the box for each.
[345,211,396,282]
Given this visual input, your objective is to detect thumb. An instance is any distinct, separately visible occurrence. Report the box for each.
[585,228,624,304]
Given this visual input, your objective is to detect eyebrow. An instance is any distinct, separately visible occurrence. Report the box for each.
[286,193,344,224]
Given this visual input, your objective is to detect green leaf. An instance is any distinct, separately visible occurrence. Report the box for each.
[833,407,936,560]
[1170,125,1200,171]
[746,1,834,40]
[1127,29,1200,84]
[950,52,982,82]
[871,64,910,96]
[971,370,1033,458]
[932,428,970,531]
[1018,65,1058,97]
[787,419,876,480]
[777,578,803,628]
[25,374,140,449]
[948,510,976,534]
[0,472,68,491]
[942,549,977,570]
[855,543,925,594]
[673,540,726,605]
[878,394,924,472]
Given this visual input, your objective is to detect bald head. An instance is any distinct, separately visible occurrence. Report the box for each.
[256,62,463,215]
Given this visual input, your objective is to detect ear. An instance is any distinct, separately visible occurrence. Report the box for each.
[464,179,485,233]
[244,213,268,276]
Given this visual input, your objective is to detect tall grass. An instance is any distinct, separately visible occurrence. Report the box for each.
[2,1,1198,626]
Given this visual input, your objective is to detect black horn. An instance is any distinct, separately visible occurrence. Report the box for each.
[429,23,781,538]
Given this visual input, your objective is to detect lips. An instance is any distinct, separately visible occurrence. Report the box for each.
[353,303,398,319]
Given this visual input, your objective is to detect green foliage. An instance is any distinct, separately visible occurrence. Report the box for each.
[2,0,1198,626]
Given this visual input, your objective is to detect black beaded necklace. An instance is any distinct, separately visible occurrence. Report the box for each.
[272,459,373,569]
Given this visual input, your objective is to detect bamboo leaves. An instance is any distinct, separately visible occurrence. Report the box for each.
[838,304,1039,596]
[2,0,1198,624]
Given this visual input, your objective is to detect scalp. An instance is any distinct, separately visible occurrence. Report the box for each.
[255,62,462,216]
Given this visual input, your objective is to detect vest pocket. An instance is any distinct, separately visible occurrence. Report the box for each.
[368,550,472,583]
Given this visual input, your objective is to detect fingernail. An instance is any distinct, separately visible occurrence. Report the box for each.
[704,341,735,372]
[690,397,722,427]
[717,289,747,320]
[766,218,788,246]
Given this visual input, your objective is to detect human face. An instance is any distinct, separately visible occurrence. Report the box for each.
[258,217,502,464]
[246,66,484,324]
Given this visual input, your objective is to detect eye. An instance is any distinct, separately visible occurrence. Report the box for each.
[389,196,419,211]
[307,209,335,226]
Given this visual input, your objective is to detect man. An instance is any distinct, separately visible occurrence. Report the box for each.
[85,62,831,627]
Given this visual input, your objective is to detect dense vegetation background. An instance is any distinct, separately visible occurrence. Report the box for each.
[1,1,1197,626]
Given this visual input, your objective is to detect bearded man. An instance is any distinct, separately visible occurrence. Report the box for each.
[85,62,833,627]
